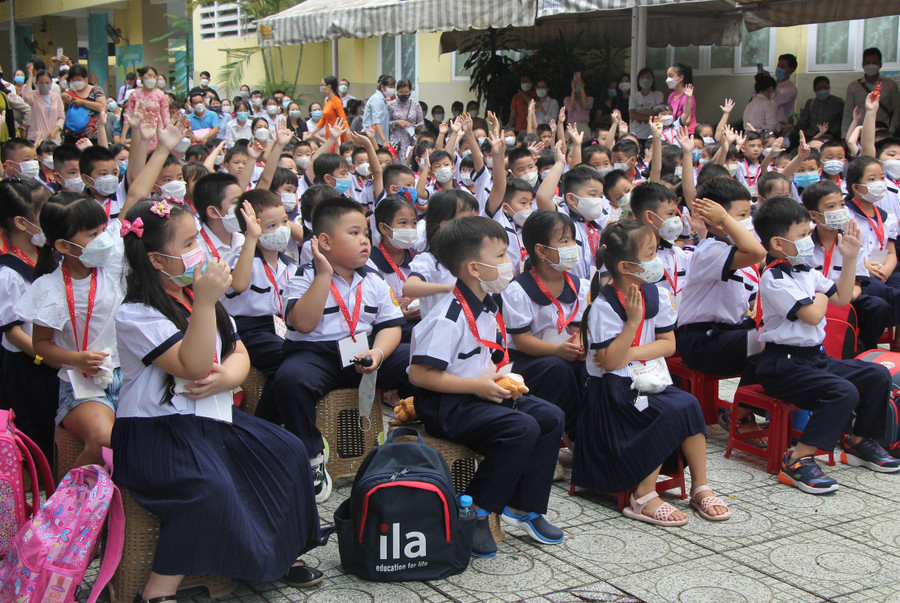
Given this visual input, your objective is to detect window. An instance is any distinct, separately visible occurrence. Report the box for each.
[451,49,529,82]
[808,17,900,72]
[198,2,256,40]
[642,25,775,75]
[379,34,418,86]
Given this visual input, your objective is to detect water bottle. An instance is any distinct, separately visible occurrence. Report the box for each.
[458,494,476,521]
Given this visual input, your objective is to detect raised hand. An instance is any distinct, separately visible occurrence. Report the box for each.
[676,126,693,149]
[487,110,501,135]
[624,284,644,324]
[558,106,566,124]
[127,101,145,129]
[838,218,861,259]
[692,197,727,227]
[567,122,583,146]
[865,90,880,113]
[240,200,261,240]
[247,140,264,160]
[684,84,694,97]
[139,114,159,141]
[438,121,449,135]
[527,140,545,158]
[720,98,735,114]
[450,117,462,133]
[75,138,93,150]
[797,131,811,161]
[649,117,663,139]
[770,136,784,156]
[553,139,565,164]
[815,122,829,137]
[276,123,292,146]
[310,235,333,277]
[157,123,184,152]
[549,119,557,134]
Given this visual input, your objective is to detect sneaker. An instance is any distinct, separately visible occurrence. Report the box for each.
[841,437,900,473]
[717,407,731,431]
[311,439,333,503]
[471,512,497,558]
[500,508,564,544]
[779,453,839,494]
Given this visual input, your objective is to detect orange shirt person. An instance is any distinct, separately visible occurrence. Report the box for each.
[309,76,347,151]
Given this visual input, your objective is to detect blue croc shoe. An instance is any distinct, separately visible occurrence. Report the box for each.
[471,509,497,558]
[500,508,564,544]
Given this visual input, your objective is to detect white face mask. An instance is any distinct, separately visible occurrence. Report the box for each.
[15,160,40,180]
[821,208,848,231]
[214,154,224,166]
[619,82,631,92]
[266,105,278,116]
[613,162,629,172]
[739,216,755,233]
[433,166,453,183]
[883,159,900,181]
[174,137,191,154]
[69,79,86,92]
[857,180,887,203]
[536,88,548,98]
[779,235,815,266]
[143,78,157,89]
[639,78,652,90]
[627,256,665,283]
[258,225,291,252]
[521,169,539,187]
[356,162,371,177]
[460,172,475,187]
[544,244,580,272]
[160,180,186,201]
[822,160,846,176]
[674,166,683,178]
[618,192,632,213]
[475,261,514,294]
[255,129,271,142]
[660,115,674,127]
[702,136,715,146]
[653,212,683,241]
[384,87,396,98]
[200,78,210,87]
[296,156,310,170]
[520,82,533,92]
[217,206,242,233]
[41,156,54,170]
[63,177,85,192]
[727,163,739,176]
[67,231,114,268]
[281,192,298,212]
[573,194,606,221]
[385,225,417,249]
[90,174,119,196]
[665,76,678,90]
[507,206,534,228]
[23,219,45,248]
[504,136,516,146]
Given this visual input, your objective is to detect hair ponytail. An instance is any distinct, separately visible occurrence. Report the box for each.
[34,192,106,279]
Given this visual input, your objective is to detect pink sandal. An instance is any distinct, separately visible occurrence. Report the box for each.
[622,491,688,527]
[690,485,731,521]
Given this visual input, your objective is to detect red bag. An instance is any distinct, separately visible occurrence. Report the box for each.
[824,303,858,359]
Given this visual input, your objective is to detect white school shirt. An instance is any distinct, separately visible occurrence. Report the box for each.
[282,264,403,343]
[410,281,506,377]
[659,118,683,147]
[846,200,899,265]
[557,203,609,280]
[465,166,493,213]
[91,182,127,236]
[585,283,677,378]
[678,237,758,326]
[115,303,238,418]
[502,270,589,350]
[221,251,295,318]
[484,204,524,275]
[15,240,126,380]
[367,245,414,301]
[197,222,245,266]
[808,228,868,280]
[757,262,836,347]
[407,251,456,318]
[0,260,33,353]
[656,240,691,303]
[878,182,900,228]
[736,159,766,198]
[349,176,375,210]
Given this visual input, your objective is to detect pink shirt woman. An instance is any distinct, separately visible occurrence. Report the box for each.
[22,68,65,143]
[123,67,170,149]
[666,63,696,134]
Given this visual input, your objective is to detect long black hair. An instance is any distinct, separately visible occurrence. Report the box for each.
[521,210,575,271]
[121,200,236,360]
[34,192,107,278]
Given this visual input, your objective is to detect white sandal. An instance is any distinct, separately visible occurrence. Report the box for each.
[622,491,688,527]
[690,484,731,521]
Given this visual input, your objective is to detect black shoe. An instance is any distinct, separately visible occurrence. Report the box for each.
[133,595,177,603]
[471,515,497,558]
[282,561,325,587]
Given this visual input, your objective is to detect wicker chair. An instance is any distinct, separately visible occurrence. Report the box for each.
[239,366,268,416]
[318,388,384,480]
[53,425,85,484]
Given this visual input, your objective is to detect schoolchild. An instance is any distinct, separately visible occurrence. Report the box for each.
[79,146,127,230]
[611,138,645,185]
[297,184,341,265]
[369,196,419,341]
[268,166,305,262]
[409,216,566,558]
[735,131,766,199]
[192,172,246,265]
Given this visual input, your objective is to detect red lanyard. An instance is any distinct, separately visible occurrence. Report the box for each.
[531,270,579,333]
[851,199,885,249]
[452,286,509,371]
[262,260,284,318]
[663,254,680,295]
[585,223,600,259]
[62,264,97,352]
[612,283,645,346]
[200,227,222,261]
[821,238,837,278]
[0,231,7,254]
[7,243,35,268]
[743,159,762,186]
[330,281,363,342]
[168,289,219,364]
[378,243,408,283]
[662,128,676,144]
[755,259,789,329]
[102,199,111,219]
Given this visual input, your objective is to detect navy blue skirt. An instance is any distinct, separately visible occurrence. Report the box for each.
[573,374,705,493]
[0,349,59,459]
[110,408,321,580]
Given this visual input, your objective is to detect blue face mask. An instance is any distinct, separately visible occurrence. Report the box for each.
[333,176,352,194]
[815,89,830,101]
[775,67,787,80]
[792,171,820,189]
[397,186,418,205]
[692,149,702,163]
[13,75,24,85]
[311,110,323,120]
[608,89,617,98]
[116,160,128,179]
[236,111,250,122]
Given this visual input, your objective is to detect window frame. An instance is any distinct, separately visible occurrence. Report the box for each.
[807,18,900,73]
[378,34,419,88]
[647,27,776,76]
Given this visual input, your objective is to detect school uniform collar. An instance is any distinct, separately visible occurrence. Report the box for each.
[253,247,294,270]
[516,269,579,306]
[847,198,888,220]
[810,228,840,249]
[369,245,413,273]
[658,238,674,250]
[764,254,810,274]
[568,210,599,228]
[598,281,660,323]
[454,279,499,317]
[0,253,35,283]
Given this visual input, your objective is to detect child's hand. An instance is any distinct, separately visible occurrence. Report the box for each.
[193,258,232,305]
[555,333,582,361]
[346,130,367,148]
[684,84,694,97]
[693,197,726,227]
[310,236,334,277]
[770,136,784,156]
[553,139,565,164]
[247,140,264,160]
[488,133,505,157]
[75,138,92,150]
[853,105,863,123]
[73,350,110,376]
[611,109,621,125]
[649,117,662,139]
[549,118,557,134]
[796,131,810,161]
[157,123,184,152]
[624,284,644,325]
[474,373,509,404]
[865,90,880,113]
[527,99,536,116]
[275,123,292,147]
[723,124,738,145]
[127,101,145,129]
[352,349,383,375]
[558,106,566,124]
[139,115,158,142]
[720,98,735,114]
[419,151,431,175]
[461,113,473,133]
[184,363,232,399]
[487,110,501,134]
[450,117,462,133]
[676,126,692,149]
[240,201,261,240]
[438,121,449,135]
[567,122,583,146]
[838,219,862,259]
[528,140,545,158]
[618,119,629,135]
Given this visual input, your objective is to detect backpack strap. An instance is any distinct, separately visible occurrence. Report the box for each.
[86,480,124,603]
[384,426,425,445]
[13,428,55,501]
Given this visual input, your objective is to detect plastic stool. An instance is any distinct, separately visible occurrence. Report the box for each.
[569,451,687,512]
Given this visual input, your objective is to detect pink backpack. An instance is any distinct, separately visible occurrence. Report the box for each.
[0,461,124,603]
[0,409,55,558]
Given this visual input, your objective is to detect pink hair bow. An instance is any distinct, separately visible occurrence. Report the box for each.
[120,217,144,238]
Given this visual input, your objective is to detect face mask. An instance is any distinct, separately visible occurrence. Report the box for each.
[540,169,551,181]
[68,232,114,268]
[779,235,814,266]
[63,176,85,192]
[864,64,880,77]
[608,206,622,223]
[289,110,302,120]
[193,103,205,114]
[883,159,900,181]
[356,162,371,178]
[597,166,614,178]
[510,207,534,228]
[13,75,24,85]
[727,163,739,176]
[460,172,475,187]
[281,192,298,212]
[815,89,830,101]
[296,156,311,170]
[739,216,755,234]
[775,68,787,80]
[266,105,278,116]
[161,246,205,286]
[333,176,352,194]
[792,171,820,189]
[158,80,166,90]
[702,136,715,145]
[433,113,444,122]
[214,154,224,166]
[384,87,396,98]
[200,78,210,87]
[665,76,678,90]
[116,160,128,178]
[236,111,250,122]
[397,95,410,103]
[251,97,262,106]
[653,212,683,241]
[107,100,118,112]
[608,89,617,98]
[475,261,513,294]
[544,244,580,272]
[821,208,848,231]
[255,129,271,142]
[222,104,232,114]
[35,82,51,95]
[822,160,845,176]
[857,180,887,202]
[613,162,629,172]
[385,226,417,249]
[504,136,516,146]
[434,166,453,183]
[158,180,186,201]
[691,149,702,164]
[143,78,157,89]
[258,225,291,252]
[485,157,494,169]
[660,115,674,127]
[620,82,632,93]
[41,156,53,170]
[627,255,665,283]
[311,110,323,120]
[15,160,39,180]
[87,174,118,196]
[174,137,191,154]
[282,99,291,109]
[520,83,532,92]
[699,158,709,167]
[210,105,223,115]
[345,156,353,166]
[521,169,539,187]
[536,88,548,98]
[216,206,242,233]
[468,110,479,118]
[618,192,633,213]
[674,166,683,179]
[338,84,349,94]
[23,219,45,247]
[573,194,606,221]
[240,90,250,99]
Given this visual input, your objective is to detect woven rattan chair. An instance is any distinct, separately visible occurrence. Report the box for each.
[239,366,268,416]
[318,388,383,480]
[53,425,84,484]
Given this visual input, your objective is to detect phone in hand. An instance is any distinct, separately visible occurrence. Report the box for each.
[56,47,63,61]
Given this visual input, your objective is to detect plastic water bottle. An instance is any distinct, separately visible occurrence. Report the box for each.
[458,494,476,521]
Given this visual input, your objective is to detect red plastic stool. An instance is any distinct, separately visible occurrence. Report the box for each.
[879,327,895,345]
[724,385,834,475]
[569,451,687,511]
[666,356,737,425]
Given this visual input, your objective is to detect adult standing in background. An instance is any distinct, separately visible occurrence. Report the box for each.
[743,74,779,133]
[22,66,64,144]
[666,63,695,133]
[508,74,537,132]
[308,75,347,150]
[362,74,395,147]
[613,74,631,124]
[61,64,107,145]
[629,68,663,141]
[338,79,355,108]
[387,79,424,161]
[797,76,844,140]
[124,66,170,150]
[533,80,559,126]
[117,72,136,106]
[564,72,593,131]
[773,54,798,134]
[842,47,900,136]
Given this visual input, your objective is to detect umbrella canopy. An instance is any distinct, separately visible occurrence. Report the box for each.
[739,0,900,31]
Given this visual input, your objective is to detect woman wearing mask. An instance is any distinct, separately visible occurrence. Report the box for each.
[666,63,695,134]
[225,100,254,147]
[61,63,107,145]
[22,66,64,143]
[533,80,559,126]
[564,72,593,133]
[261,96,286,133]
[387,78,424,161]
[629,68,663,141]
[286,101,308,140]
[743,74,779,133]
[614,74,631,124]
[307,75,347,150]
[306,102,322,135]
[123,65,170,150]
[592,79,621,129]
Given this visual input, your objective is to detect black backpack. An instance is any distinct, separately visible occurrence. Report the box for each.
[334,427,475,581]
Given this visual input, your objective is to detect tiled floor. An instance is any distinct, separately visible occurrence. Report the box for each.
[99,379,900,603]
